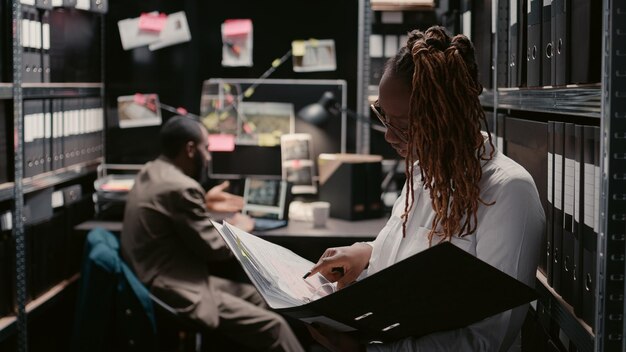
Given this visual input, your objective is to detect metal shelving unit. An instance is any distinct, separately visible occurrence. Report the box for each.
[596,1,626,351]
[480,86,602,118]
[1,2,107,351]
[484,1,624,351]
[21,83,103,99]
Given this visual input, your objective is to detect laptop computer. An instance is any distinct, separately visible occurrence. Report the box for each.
[242,178,291,231]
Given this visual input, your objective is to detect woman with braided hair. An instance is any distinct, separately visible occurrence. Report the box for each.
[304,26,545,351]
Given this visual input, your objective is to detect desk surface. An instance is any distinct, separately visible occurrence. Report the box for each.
[256,217,386,239]
[75,217,387,262]
[75,217,387,239]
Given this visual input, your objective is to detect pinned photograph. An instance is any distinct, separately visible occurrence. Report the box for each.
[281,134,316,194]
[292,39,337,72]
[238,102,295,146]
[117,93,162,128]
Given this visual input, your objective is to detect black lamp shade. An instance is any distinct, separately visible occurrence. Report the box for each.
[297,91,339,126]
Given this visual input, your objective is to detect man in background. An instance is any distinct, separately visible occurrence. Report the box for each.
[121,115,305,352]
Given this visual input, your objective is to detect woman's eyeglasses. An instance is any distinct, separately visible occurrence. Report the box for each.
[370,100,408,141]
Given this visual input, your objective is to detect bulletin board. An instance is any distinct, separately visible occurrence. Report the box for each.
[104,0,360,164]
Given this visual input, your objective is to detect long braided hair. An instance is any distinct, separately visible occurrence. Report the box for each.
[386,26,495,243]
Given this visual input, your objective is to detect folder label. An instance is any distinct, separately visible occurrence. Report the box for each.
[554,155,563,210]
[548,152,553,202]
[583,163,594,227]
[564,157,575,216]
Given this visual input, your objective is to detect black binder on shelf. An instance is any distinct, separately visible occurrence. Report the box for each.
[569,0,601,84]
[560,122,575,304]
[546,121,554,286]
[213,221,538,342]
[496,0,510,87]
[503,117,548,274]
[541,0,553,86]
[0,212,15,318]
[526,0,542,87]
[581,125,599,330]
[473,0,493,89]
[0,101,9,184]
[43,99,52,173]
[552,0,569,85]
[551,121,564,293]
[41,10,51,83]
[23,99,45,178]
[572,124,584,314]
[51,98,64,170]
[508,0,527,87]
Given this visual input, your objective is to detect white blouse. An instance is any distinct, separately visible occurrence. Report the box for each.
[365,141,545,352]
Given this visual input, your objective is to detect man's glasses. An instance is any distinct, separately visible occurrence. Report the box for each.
[370,100,408,141]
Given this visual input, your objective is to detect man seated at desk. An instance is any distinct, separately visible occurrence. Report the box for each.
[120,115,305,352]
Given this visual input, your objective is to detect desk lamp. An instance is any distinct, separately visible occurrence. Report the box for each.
[297,91,386,133]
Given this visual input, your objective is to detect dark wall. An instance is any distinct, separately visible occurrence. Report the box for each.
[105,0,360,164]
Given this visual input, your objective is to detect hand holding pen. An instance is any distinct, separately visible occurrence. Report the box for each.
[303,242,373,290]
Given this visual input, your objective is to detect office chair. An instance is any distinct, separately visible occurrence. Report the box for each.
[149,292,206,352]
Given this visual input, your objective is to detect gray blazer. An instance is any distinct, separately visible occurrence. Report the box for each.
[121,156,232,327]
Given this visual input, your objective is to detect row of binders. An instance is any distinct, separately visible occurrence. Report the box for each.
[547,121,599,330]
[464,0,601,89]
[18,1,106,83]
[0,183,95,319]
[23,97,104,178]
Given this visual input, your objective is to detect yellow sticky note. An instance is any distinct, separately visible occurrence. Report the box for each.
[258,133,278,146]
[292,40,306,56]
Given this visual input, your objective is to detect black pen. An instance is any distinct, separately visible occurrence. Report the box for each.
[303,267,344,280]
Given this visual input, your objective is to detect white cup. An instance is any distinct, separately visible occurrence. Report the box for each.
[311,201,331,228]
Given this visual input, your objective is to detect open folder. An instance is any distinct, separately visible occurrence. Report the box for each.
[211,220,537,342]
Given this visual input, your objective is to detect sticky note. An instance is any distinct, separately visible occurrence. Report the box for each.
[208,134,236,152]
[291,40,306,56]
[139,12,167,32]
[223,19,252,37]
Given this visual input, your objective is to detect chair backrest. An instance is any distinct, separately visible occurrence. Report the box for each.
[71,228,157,352]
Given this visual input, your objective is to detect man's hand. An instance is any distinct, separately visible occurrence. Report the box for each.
[225,212,255,233]
[205,181,244,213]
[304,243,373,290]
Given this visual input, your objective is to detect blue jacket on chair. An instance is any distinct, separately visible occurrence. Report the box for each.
[71,227,157,352]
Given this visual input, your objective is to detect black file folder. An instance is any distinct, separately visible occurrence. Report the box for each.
[496,0,510,87]
[560,123,576,304]
[570,0,601,84]
[51,99,64,170]
[541,0,553,86]
[503,117,548,274]
[526,0,542,87]
[0,225,15,318]
[42,10,51,83]
[572,125,584,315]
[473,0,493,89]
[551,121,565,293]
[0,101,8,183]
[508,0,527,87]
[581,125,599,330]
[546,121,554,286]
[214,221,538,342]
[552,0,569,85]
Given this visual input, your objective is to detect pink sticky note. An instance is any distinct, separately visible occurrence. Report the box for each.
[208,134,236,152]
[133,93,146,105]
[223,19,252,37]
[139,13,168,32]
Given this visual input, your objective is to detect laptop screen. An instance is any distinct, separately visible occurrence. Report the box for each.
[242,178,289,220]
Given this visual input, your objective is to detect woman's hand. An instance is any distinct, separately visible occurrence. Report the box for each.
[205,181,244,213]
[307,323,365,352]
[305,242,373,290]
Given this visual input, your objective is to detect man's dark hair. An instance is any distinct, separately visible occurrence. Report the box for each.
[159,115,204,158]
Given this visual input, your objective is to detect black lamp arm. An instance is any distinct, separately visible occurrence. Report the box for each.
[338,107,387,133]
